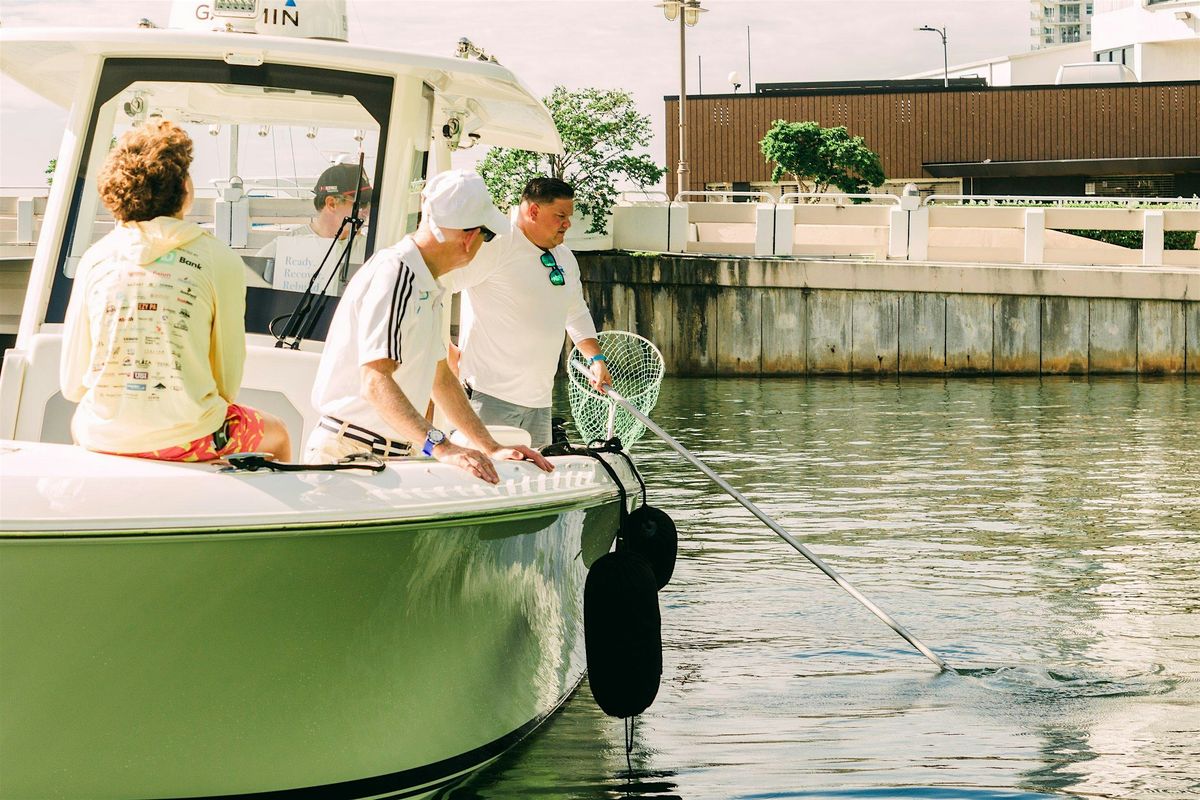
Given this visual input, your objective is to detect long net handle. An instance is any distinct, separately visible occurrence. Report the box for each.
[571,362,950,672]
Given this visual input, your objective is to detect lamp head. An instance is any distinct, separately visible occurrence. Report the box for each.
[655,1,681,22]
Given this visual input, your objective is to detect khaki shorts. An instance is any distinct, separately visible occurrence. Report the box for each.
[467,390,552,449]
[302,418,413,464]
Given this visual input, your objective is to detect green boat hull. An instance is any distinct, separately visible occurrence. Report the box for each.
[0,501,621,799]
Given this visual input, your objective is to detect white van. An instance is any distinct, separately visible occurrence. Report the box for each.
[1055,62,1139,84]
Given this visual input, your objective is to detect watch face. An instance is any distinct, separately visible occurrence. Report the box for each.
[428,429,446,444]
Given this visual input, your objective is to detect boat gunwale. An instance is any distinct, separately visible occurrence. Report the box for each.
[0,490,625,541]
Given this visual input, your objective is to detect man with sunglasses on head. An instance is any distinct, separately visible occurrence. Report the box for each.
[303,169,552,484]
[441,177,611,449]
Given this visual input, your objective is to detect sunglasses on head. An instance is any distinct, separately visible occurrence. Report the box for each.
[539,251,565,286]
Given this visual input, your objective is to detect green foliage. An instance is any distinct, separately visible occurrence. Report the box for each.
[759,120,885,199]
[1061,229,1196,250]
[479,86,664,234]
[45,159,56,186]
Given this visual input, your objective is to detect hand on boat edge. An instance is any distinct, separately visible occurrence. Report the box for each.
[491,445,554,473]
[432,441,501,484]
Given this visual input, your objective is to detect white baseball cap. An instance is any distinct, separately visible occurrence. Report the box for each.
[420,169,510,243]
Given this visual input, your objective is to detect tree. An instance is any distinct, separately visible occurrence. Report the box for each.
[759,120,885,200]
[479,87,664,234]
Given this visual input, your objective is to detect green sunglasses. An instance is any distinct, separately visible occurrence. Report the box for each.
[539,251,565,286]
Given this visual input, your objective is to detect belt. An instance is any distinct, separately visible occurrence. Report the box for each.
[318,416,413,457]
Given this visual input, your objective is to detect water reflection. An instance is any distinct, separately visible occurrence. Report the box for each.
[461,378,1199,800]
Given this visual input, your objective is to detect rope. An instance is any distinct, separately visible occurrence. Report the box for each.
[220,452,386,474]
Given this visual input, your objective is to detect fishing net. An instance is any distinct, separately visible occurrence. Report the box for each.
[568,331,664,447]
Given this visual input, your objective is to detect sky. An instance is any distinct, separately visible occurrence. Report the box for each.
[0,0,1031,190]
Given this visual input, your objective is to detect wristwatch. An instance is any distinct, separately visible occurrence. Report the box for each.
[422,428,446,457]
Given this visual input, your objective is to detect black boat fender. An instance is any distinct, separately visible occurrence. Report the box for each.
[618,504,677,590]
[565,438,670,718]
[584,550,662,719]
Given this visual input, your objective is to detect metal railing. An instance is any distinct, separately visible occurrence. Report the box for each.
[780,192,901,206]
[924,194,1200,208]
[675,190,775,204]
[618,189,672,204]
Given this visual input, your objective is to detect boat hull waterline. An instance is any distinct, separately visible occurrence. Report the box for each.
[1,444,629,799]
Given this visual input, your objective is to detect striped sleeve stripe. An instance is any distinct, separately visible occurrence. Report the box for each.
[387,264,416,362]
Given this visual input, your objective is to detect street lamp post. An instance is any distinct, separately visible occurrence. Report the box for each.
[916,25,949,88]
[657,0,707,199]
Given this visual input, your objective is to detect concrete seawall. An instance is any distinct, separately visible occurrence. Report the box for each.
[576,253,1200,376]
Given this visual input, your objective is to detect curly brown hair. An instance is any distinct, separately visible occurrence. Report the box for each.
[98,119,194,223]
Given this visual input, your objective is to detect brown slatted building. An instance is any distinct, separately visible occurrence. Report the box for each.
[666,79,1200,198]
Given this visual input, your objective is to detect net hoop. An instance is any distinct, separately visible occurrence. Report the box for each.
[568,331,665,448]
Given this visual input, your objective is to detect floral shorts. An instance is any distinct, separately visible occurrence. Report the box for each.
[125,404,267,462]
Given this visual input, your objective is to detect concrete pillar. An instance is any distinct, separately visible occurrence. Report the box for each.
[666,201,689,254]
[887,207,909,260]
[773,203,795,257]
[1024,208,1045,265]
[230,198,250,248]
[908,207,929,261]
[214,200,233,246]
[754,203,775,257]
[1143,210,1164,267]
[16,197,34,243]
[215,198,250,248]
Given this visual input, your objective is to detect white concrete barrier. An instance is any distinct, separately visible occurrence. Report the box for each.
[1025,208,1046,265]
[1143,210,1165,267]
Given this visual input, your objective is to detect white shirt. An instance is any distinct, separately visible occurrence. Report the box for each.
[311,237,446,442]
[255,223,367,283]
[439,224,598,408]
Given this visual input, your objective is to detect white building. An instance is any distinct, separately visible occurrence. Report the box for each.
[904,0,1199,84]
[1092,0,1200,79]
[1031,0,1094,48]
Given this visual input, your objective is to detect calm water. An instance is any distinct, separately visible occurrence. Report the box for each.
[453,377,1200,800]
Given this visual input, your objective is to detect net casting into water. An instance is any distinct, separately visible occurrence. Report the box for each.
[568,352,950,672]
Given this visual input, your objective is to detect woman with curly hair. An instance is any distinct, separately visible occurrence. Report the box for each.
[60,119,291,462]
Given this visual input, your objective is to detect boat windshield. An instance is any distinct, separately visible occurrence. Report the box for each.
[46,58,414,342]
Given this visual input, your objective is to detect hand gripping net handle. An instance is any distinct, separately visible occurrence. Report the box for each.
[568,331,664,448]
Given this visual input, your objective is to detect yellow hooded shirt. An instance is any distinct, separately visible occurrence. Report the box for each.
[60,218,247,453]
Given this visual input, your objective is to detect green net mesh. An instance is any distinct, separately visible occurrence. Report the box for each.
[568,331,664,447]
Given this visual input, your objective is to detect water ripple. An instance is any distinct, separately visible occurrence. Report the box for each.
[458,377,1200,800]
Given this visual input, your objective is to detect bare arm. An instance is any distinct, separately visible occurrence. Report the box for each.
[573,336,613,392]
[361,358,502,483]
[361,359,443,445]
[431,360,553,472]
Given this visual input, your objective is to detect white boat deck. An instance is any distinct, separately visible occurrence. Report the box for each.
[0,441,634,534]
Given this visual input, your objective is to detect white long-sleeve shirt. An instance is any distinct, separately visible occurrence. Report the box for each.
[438,224,598,409]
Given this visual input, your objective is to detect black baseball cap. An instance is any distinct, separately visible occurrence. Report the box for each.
[314,163,372,206]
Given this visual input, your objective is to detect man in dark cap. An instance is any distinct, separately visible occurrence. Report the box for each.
[256,162,372,262]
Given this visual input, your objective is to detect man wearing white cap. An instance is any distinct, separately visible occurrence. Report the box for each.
[303,170,552,483]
